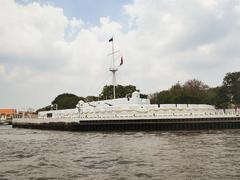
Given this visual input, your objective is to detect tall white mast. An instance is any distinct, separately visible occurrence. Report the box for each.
[109,37,118,99]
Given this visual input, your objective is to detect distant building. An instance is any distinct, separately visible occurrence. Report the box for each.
[0,109,17,120]
[17,110,37,118]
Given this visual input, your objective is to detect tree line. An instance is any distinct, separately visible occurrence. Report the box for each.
[37,71,240,112]
[150,71,240,109]
[37,85,143,112]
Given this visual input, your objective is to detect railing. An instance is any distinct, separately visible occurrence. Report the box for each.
[13,109,240,121]
[79,109,240,120]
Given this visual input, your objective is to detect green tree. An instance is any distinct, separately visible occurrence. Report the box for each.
[85,96,99,102]
[169,82,185,103]
[150,79,210,105]
[204,87,218,105]
[100,85,137,99]
[182,79,209,104]
[36,105,51,113]
[151,90,173,104]
[214,86,229,109]
[52,93,85,110]
[223,71,240,107]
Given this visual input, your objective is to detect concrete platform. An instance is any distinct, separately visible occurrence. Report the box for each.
[12,116,240,131]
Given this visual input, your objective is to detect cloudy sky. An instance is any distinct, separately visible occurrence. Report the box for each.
[1,0,240,109]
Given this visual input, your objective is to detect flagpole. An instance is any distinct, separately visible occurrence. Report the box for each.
[109,37,117,99]
[112,39,116,99]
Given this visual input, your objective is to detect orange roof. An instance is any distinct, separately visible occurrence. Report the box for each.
[0,109,17,115]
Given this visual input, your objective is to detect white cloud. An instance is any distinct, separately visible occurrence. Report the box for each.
[122,0,240,88]
[0,0,240,109]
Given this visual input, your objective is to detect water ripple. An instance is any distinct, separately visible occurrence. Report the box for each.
[0,125,240,179]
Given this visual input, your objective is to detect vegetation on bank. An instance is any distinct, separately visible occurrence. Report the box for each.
[151,71,240,108]
[37,85,142,112]
[37,71,240,112]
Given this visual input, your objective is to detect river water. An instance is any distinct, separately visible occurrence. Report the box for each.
[0,125,239,180]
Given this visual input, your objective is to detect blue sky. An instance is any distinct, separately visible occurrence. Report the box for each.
[16,0,131,25]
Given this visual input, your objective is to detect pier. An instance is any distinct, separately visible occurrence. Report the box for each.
[12,116,240,131]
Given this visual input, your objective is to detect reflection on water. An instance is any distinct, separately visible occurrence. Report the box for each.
[0,125,240,179]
